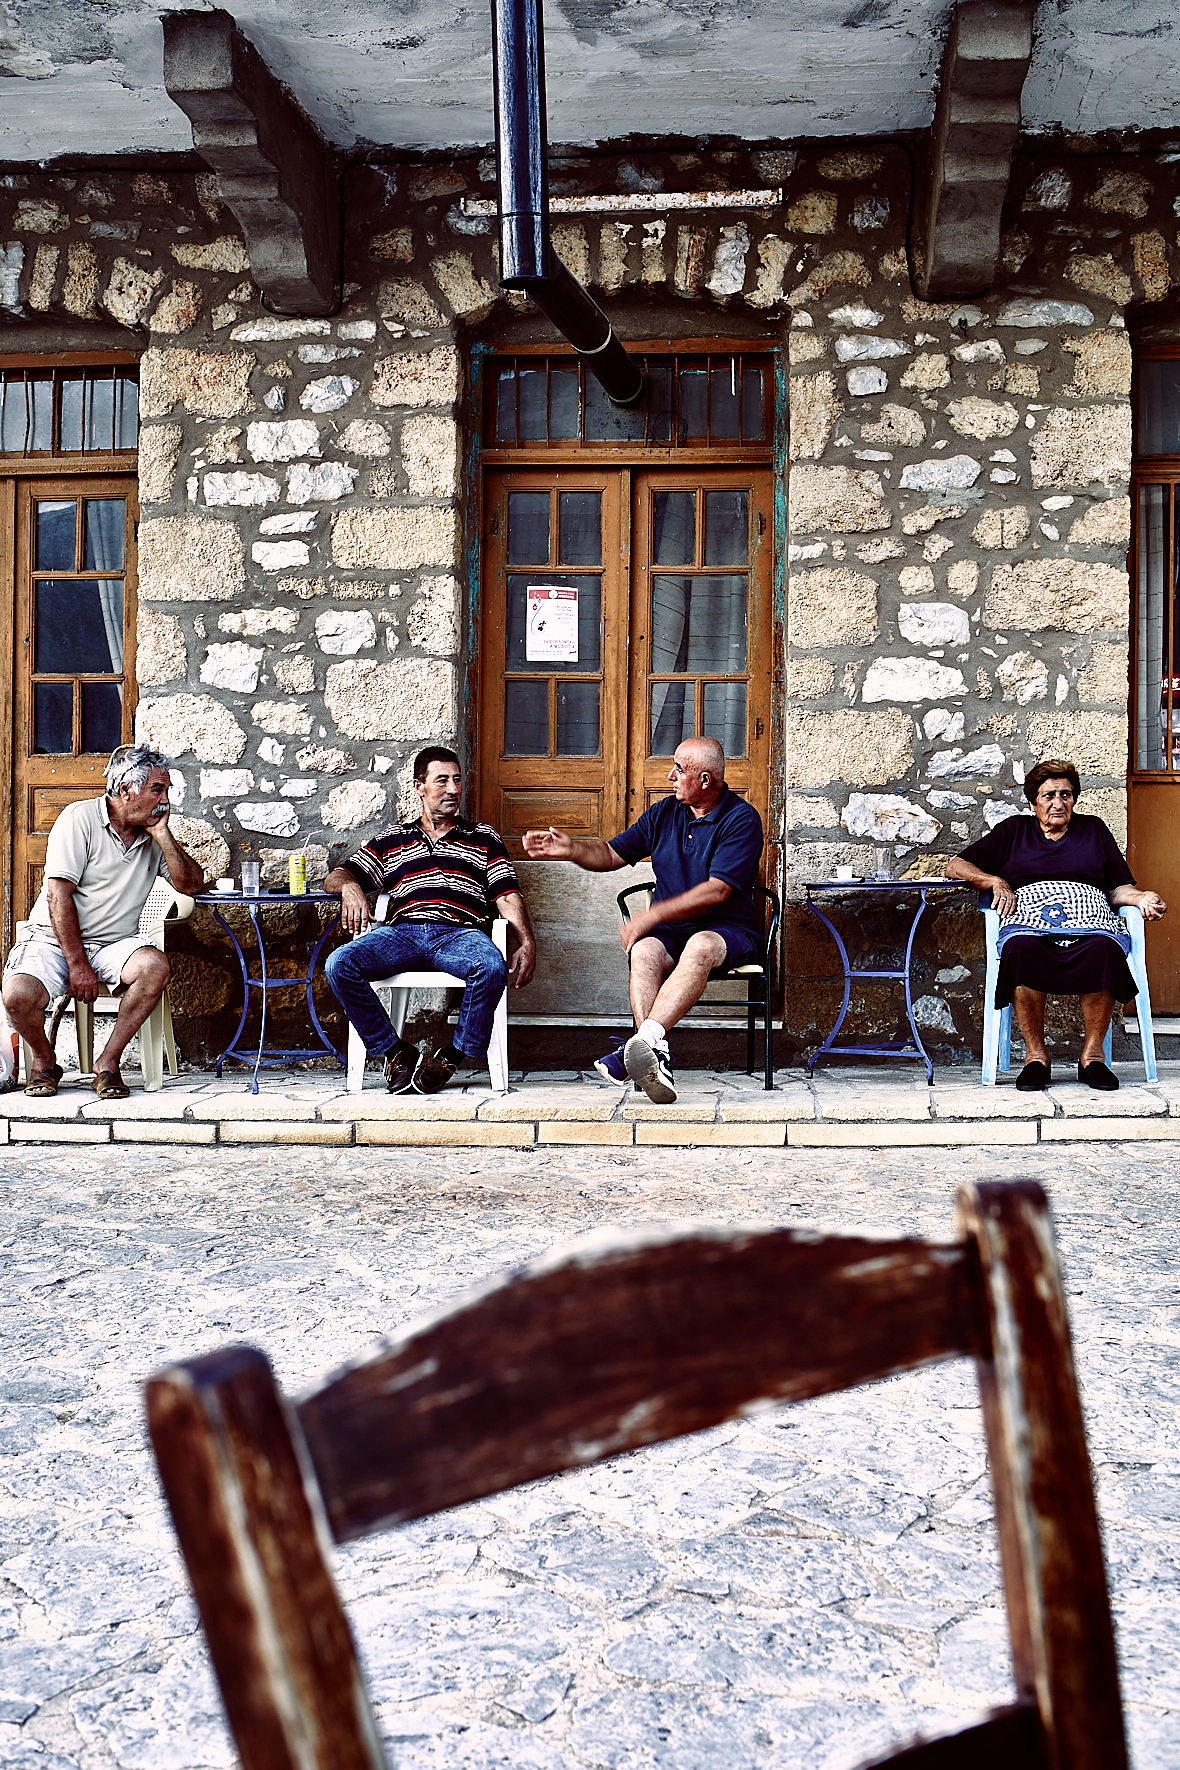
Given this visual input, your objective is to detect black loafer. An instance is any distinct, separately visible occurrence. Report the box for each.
[383,1043,418,1093]
[1015,1060,1051,1092]
[1078,1060,1119,1092]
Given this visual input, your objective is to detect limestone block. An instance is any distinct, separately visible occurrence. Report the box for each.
[862,658,966,703]
[784,794,840,829]
[1078,785,1127,849]
[370,347,460,410]
[251,701,313,736]
[136,694,247,763]
[1030,405,1131,488]
[150,279,202,335]
[200,642,263,693]
[287,461,359,504]
[1000,229,1033,273]
[138,515,245,602]
[947,399,1019,441]
[28,242,59,310]
[230,318,330,343]
[136,609,187,688]
[1065,255,1133,306]
[332,506,457,571]
[172,237,250,272]
[299,376,358,415]
[169,815,229,882]
[13,197,68,234]
[819,149,885,180]
[1086,170,1152,218]
[337,419,390,457]
[1026,711,1127,778]
[273,658,315,694]
[746,235,790,309]
[377,279,447,335]
[789,568,878,648]
[63,242,98,318]
[899,456,981,492]
[204,471,279,507]
[139,348,255,419]
[1004,364,1039,397]
[138,425,183,504]
[261,844,327,886]
[219,607,299,637]
[1022,168,1072,211]
[899,565,934,596]
[834,336,909,363]
[924,710,965,743]
[247,420,321,461]
[846,366,886,395]
[403,413,459,497]
[788,371,842,462]
[102,257,163,326]
[316,610,377,655]
[1077,643,1129,703]
[706,225,749,300]
[786,657,835,699]
[370,227,412,262]
[786,708,912,788]
[253,540,309,571]
[952,339,1003,364]
[997,299,1094,328]
[927,744,1005,779]
[673,225,708,300]
[841,793,940,844]
[1063,332,1132,398]
[204,426,243,463]
[552,222,591,286]
[902,505,963,536]
[324,658,455,742]
[786,192,837,234]
[789,465,889,535]
[947,560,979,595]
[971,506,1030,549]
[236,802,300,838]
[431,252,496,321]
[1132,230,1170,302]
[324,780,388,832]
[984,559,1127,634]
[407,576,460,654]
[996,651,1049,705]
[296,745,354,774]
[900,353,950,391]
[790,333,826,364]
[787,250,870,306]
[860,404,925,448]
[898,603,969,647]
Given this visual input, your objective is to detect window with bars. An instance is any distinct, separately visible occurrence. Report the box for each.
[488,353,771,450]
[1133,355,1180,773]
[0,365,139,456]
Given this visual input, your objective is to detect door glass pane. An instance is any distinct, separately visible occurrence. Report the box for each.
[33,683,73,754]
[652,492,695,565]
[557,683,600,756]
[518,368,547,441]
[82,682,123,754]
[678,364,708,438]
[1137,362,1180,456]
[650,682,693,754]
[651,576,747,672]
[36,501,76,570]
[704,491,749,565]
[710,364,740,439]
[84,500,125,570]
[741,365,765,441]
[549,369,579,439]
[504,680,548,755]
[583,376,647,443]
[507,492,550,564]
[558,492,601,565]
[1137,484,1169,770]
[1,379,52,451]
[115,377,139,450]
[36,580,125,673]
[495,369,516,443]
[704,682,747,756]
[506,575,601,671]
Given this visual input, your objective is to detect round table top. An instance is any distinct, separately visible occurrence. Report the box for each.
[805,877,972,890]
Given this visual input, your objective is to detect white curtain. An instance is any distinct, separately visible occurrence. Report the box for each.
[86,500,125,672]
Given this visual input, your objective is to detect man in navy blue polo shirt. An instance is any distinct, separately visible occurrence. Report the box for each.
[523,737,763,1104]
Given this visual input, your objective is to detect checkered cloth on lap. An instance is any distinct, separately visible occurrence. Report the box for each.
[998,879,1130,954]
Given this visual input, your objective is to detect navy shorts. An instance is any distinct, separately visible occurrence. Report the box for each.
[644,921,760,973]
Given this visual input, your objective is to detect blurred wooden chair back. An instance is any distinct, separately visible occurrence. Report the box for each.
[145,1181,1126,1770]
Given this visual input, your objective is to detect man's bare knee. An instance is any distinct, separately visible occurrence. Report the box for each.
[3,975,48,1016]
[121,950,170,996]
[678,933,727,973]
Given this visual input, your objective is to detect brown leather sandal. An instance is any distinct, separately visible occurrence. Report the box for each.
[91,1070,131,1100]
[24,1064,63,1098]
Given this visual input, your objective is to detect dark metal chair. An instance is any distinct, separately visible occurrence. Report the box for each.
[616,879,780,1089]
[146,1181,1127,1770]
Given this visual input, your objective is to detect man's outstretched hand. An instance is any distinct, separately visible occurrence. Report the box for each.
[522,827,573,860]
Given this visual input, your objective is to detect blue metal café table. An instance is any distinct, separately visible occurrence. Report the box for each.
[200,891,345,1094]
[805,877,972,1084]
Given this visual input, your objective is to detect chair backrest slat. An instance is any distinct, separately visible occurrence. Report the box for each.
[296,1225,984,1543]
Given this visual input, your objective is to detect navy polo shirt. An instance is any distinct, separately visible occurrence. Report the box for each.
[609,788,764,935]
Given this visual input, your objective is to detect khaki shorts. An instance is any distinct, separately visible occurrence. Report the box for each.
[3,935,151,1002]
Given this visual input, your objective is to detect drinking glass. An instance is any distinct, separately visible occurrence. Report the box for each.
[241,861,261,895]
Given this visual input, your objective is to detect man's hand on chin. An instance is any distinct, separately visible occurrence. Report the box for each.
[147,805,172,844]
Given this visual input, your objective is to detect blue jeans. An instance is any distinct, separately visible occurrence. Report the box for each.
[325,922,507,1059]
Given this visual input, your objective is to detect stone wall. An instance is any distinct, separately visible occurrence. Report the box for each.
[0,142,1173,1061]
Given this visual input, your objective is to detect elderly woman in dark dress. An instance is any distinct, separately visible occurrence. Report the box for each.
[946,758,1166,1092]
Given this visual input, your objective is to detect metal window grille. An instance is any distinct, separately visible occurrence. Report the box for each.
[488,353,771,449]
[0,365,139,456]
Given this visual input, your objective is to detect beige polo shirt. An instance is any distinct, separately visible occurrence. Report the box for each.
[25,796,167,950]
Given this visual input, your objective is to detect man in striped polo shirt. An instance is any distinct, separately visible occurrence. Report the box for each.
[324,747,536,1093]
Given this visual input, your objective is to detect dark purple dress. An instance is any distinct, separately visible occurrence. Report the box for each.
[960,813,1138,1008]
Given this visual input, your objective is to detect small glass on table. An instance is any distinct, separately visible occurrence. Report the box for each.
[241,861,261,895]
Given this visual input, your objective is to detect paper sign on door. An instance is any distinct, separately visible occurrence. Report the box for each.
[526,585,579,663]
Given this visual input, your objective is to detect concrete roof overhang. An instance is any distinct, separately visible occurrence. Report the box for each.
[0,0,1177,167]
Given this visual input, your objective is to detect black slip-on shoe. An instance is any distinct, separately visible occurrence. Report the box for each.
[413,1047,460,1095]
[1078,1059,1119,1091]
[383,1044,419,1093]
[1015,1060,1051,1092]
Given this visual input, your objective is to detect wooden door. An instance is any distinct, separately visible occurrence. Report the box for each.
[10,475,138,927]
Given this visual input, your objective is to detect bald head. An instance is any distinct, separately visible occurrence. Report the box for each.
[678,736,726,780]
[670,737,727,815]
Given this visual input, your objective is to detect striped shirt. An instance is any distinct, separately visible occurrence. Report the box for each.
[341,818,520,928]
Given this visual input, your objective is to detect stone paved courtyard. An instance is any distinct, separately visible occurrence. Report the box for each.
[1,1135,1177,1770]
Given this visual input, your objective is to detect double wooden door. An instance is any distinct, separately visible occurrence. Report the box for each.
[5,474,138,936]
[479,466,773,855]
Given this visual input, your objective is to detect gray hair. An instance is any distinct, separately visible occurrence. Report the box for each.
[106,743,170,795]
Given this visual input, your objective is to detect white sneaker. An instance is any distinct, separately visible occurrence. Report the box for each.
[624,1034,677,1104]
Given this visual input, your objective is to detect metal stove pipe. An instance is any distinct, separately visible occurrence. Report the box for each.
[489,0,646,410]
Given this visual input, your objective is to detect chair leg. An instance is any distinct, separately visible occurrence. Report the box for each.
[75,1000,95,1074]
[21,1038,36,1084]
[999,1005,1012,1074]
[162,989,180,1079]
[139,1002,166,1093]
[746,987,755,1075]
[487,988,509,1094]
[1138,993,1158,1083]
[763,976,773,1090]
[346,1023,366,1094]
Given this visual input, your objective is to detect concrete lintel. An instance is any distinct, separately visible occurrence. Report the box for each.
[910,1,1035,300]
[162,9,340,316]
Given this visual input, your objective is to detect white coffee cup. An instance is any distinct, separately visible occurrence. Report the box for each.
[835,865,855,881]
[215,877,235,893]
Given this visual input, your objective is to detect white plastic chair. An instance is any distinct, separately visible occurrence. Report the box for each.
[345,899,509,1093]
[981,896,1157,1085]
[17,881,196,1092]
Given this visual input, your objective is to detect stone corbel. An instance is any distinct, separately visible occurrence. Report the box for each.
[910,1,1035,300]
[162,9,340,316]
